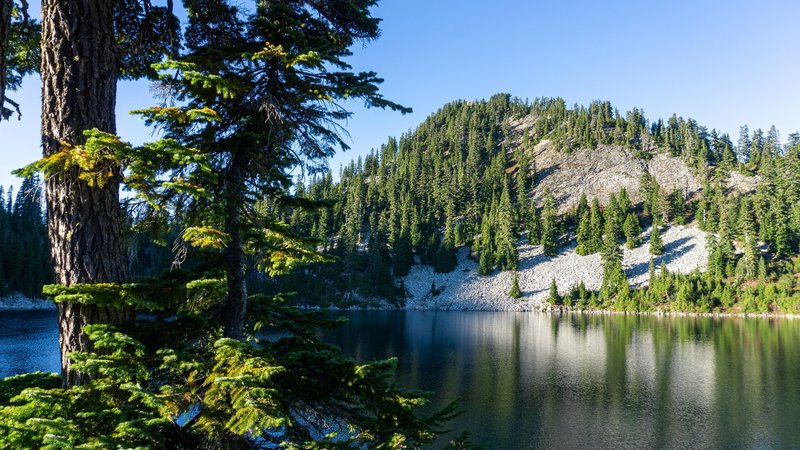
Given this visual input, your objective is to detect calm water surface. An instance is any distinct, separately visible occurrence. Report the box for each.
[2,309,800,448]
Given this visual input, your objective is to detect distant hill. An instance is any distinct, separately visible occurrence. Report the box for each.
[273,94,798,311]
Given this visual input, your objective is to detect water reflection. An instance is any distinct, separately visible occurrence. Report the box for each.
[2,310,799,448]
[322,312,800,448]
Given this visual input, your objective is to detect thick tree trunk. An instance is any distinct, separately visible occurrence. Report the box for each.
[223,151,248,339]
[0,0,12,116]
[41,0,132,387]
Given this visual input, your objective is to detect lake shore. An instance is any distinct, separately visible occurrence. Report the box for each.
[0,294,55,311]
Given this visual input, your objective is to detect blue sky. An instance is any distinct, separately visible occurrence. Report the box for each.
[1,0,799,190]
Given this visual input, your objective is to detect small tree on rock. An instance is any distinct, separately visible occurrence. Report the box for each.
[508,272,522,299]
[649,222,664,255]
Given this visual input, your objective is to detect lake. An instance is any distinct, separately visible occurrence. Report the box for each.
[2,310,800,448]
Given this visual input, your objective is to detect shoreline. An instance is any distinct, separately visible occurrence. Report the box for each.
[310,302,800,320]
[0,294,55,311]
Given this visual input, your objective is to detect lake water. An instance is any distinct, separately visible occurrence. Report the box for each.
[2,310,800,448]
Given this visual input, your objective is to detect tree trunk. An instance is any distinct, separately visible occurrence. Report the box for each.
[41,0,132,387]
[223,150,247,340]
[0,0,12,117]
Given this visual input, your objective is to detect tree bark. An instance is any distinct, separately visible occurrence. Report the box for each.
[41,0,132,387]
[223,150,247,340]
[0,0,12,116]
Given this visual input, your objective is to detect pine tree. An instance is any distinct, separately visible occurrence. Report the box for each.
[576,210,592,255]
[737,198,759,280]
[737,125,751,163]
[577,193,589,222]
[508,272,522,299]
[623,212,642,249]
[758,256,768,282]
[618,188,633,216]
[604,193,623,243]
[494,177,518,270]
[478,210,494,275]
[600,226,627,302]
[589,198,604,253]
[527,201,541,245]
[540,192,559,256]
[649,221,664,255]
[548,278,561,305]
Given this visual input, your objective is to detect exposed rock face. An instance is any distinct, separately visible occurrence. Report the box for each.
[506,117,758,213]
[527,142,699,214]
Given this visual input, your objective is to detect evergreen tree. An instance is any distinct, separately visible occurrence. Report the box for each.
[548,278,561,305]
[737,125,751,163]
[540,192,559,256]
[589,198,604,253]
[478,210,494,275]
[623,212,642,249]
[736,198,759,280]
[618,188,633,215]
[527,200,541,245]
[508,272,522,299]
[392,232,414,276]
[577,193,589,222]
[576,210,592,255]
[604,193,623,243]
[600,226,627,302]
[649,221,664,255]
[494,177,518,270]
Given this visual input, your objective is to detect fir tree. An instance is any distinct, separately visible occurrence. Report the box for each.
[541,191,559,256]
[576,210,592,255]
[737,198,759,280]
[508,272,522,299]
[600,226,627,302]
[548,278,561,305]
[494,177,518,270]
[577,193,589,222]
[527,201,541,245]
[604,193,623,243]
[589,198,604,253]
[649,221,664,255]
[623,212,642,249]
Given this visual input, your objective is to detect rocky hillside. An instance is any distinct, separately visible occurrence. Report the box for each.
[402,224,708,311]
[279,95,790,310]
[506,117,758,214]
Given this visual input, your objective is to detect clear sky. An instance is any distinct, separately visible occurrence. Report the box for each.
[1,0,799,190]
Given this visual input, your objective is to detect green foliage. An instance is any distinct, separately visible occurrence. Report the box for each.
[576,210,592,255]
[600,228,628,305]
[589,199,604,254]
[624,213,642,249]
[14,129,132,188]
[649,222,664,256]
[1,300,458,448]
[541,192,559,256]
[508,272,522,299]
[548,279,561,305]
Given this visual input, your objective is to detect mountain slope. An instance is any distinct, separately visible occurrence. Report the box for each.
[276,94,799,312]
